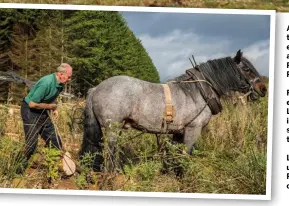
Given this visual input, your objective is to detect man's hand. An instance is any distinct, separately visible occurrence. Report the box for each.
[48,103,57,110]
[52,110,59,120]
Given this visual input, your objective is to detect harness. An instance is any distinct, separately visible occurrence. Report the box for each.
[161,67,222,132]
[186,67,222,115]
[161,84,175,122]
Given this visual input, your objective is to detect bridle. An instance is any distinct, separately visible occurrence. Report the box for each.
[236,61,262,99]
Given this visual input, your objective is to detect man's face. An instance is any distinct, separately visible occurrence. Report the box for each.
[59,68,72,84]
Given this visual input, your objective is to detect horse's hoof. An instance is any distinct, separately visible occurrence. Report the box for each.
[92,165,102,172]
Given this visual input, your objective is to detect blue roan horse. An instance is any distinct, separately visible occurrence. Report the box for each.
[80,50,267,171]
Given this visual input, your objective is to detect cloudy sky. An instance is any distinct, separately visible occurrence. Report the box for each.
[121,11,271,82]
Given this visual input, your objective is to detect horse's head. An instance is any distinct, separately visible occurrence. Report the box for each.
[233,50,267,100]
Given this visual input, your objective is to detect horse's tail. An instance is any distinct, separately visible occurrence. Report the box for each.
[79,88,103,171]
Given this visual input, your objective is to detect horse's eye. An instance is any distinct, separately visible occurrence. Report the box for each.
[242,67,250,72]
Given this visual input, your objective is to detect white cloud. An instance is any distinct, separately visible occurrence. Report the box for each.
[242,40,270,77]
[139,30,270,81]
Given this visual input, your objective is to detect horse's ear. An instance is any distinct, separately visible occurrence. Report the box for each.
[234,49,243,64]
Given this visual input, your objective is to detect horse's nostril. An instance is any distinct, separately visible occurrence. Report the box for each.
[260,86,267,94]
[262,87,267,93]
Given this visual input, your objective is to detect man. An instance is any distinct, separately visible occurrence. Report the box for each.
[20,63,73,169]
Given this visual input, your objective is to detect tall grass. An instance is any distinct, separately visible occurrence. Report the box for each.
[0,94,268,194]
[96,95,268,194]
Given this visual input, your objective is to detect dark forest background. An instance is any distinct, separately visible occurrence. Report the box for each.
[0,9,160,103]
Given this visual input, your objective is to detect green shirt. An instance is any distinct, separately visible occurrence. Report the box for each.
[24,73,64,104]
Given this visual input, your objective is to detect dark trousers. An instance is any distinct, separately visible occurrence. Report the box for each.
[20,100,62,162]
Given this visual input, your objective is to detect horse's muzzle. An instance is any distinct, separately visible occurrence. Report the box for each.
[253,82,267,98]
[248,77,266,98]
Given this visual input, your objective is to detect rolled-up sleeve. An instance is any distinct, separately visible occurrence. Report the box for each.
[26,84,47,104]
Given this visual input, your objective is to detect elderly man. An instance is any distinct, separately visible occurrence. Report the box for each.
[20,63,72,169]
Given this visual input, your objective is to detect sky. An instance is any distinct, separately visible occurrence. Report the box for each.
[121,11,271,82]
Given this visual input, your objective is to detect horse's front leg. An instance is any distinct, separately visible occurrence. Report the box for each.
[172,133,184,144]
[183,126,202,154]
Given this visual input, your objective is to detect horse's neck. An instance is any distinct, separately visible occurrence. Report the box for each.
[188,68,223,115]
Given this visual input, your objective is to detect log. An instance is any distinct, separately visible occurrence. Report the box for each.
[61,151,76,176]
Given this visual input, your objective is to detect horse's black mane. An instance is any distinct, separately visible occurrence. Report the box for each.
[171,57,250,97]
[170,71,199,100]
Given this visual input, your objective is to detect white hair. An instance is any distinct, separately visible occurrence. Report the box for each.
[57,63,72,73]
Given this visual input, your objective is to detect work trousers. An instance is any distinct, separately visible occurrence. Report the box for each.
[20,100,62,162]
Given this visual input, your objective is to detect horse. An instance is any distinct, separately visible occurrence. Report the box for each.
[79,50,267,171]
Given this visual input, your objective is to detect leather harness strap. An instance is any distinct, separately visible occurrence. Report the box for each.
[186,68,222,115]
[162,84,175,122]
[160,67,222,131]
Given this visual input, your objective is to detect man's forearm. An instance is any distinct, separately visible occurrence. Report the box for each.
[28,101,56,110]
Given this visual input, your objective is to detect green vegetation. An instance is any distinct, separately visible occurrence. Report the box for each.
[0,2,269,195]
[0,9,159,103]
[0,136,26,187]
[0,93,268,194]
[65,10,159,95]
[41,145,62,183]
[77,152,97,189]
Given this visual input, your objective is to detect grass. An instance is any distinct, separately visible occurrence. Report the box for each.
[0,92,268,194]
[0,0,287,12]
[0,136,26,188]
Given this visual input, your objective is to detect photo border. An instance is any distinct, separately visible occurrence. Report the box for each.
[0,3,276,201]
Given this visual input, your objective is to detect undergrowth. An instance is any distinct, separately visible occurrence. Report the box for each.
[0,93,268,194]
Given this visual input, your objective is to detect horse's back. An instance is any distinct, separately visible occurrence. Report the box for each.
[93,75,147,95]
[89,75,164,125]
[98,75,153,86]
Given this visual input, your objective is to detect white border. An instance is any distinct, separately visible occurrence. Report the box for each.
[266,8,276,201]
[0,3,276,201]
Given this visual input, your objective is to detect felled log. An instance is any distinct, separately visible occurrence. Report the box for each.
[61,151,76,176]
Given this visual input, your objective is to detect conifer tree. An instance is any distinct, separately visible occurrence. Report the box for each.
[65,10,160,95]
[0,9,160,102]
